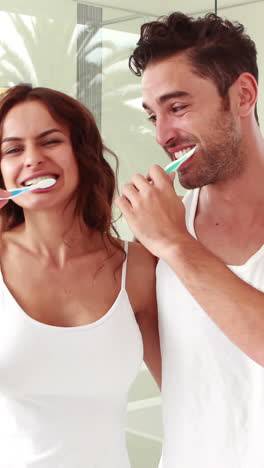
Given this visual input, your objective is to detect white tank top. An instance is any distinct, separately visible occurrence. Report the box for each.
[0,241,143,468]
[157,189,264,468]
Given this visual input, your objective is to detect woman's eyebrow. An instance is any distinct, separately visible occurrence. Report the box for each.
[1,128,64,145]
[36,129,64,139]
[1,136,22,144]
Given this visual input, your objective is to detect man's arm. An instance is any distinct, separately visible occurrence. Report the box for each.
[116,165,264,366]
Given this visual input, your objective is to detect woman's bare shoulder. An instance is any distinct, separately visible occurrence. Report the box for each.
[109,236,156,265]
[0,227,26,260]
[127,240,157,269]
[125,240,157,306]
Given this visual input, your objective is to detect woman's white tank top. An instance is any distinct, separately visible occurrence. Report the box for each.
[157,189,264,468]
[0,241,143,468]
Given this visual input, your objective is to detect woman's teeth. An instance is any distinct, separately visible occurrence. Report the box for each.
[174,146,194,159]
[24,176,55,186]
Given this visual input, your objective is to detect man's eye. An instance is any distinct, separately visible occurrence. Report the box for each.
[148,115,156,124]
[172,105,188,113]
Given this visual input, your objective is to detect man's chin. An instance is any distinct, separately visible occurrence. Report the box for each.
[178,176,200,190]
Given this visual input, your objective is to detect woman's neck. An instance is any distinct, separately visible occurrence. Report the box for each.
[14,208,102,267]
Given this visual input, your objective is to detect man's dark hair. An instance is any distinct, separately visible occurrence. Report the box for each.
[129,12,258,121]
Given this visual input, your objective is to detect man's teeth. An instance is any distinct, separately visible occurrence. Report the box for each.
[174,147,194,159]
[24,176,55,187]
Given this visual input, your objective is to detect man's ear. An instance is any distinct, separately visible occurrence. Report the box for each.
[234,72,258,118]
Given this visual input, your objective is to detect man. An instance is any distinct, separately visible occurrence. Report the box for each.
[115,12,264,468]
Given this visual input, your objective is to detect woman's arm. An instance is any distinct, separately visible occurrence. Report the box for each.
[126,242,161,388]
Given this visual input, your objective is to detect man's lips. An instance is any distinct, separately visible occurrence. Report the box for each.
[166,145,196,160]
[178,154,195,169]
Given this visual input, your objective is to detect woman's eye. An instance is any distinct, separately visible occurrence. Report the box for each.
[2,146,22,156]
[43,139,61,146]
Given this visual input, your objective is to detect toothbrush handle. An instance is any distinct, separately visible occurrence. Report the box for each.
[165,161,181,174]
[0,187,29,200]
[10,188,28,196]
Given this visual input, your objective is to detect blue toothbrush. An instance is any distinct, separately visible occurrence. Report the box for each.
[164,146,196,174]
[0,178,56,200]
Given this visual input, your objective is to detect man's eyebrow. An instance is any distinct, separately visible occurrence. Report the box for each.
[142,91,191,110]
[1,128,64,144]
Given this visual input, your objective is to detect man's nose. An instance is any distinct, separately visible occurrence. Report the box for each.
[155,117,180,148]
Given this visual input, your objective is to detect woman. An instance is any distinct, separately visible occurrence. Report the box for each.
[0,85,160,467]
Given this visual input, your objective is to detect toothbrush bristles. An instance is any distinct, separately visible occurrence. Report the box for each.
[35,178,56,189]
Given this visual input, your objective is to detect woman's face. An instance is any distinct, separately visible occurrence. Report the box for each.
[0,100,79,211]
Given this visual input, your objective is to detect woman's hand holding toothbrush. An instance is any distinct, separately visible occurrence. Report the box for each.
[0,178,56,209]
[0,192,9,209]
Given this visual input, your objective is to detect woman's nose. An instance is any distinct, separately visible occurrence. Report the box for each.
[24,147,44,167]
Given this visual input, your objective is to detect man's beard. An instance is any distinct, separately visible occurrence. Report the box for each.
[178,106,245,190]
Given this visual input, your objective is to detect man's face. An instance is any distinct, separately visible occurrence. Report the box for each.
[142,53,245,189]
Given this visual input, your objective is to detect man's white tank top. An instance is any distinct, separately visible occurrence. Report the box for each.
[0,242,143,468]
[157,188,264,468]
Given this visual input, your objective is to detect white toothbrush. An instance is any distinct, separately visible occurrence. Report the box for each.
[164,146,196,174]
[0,178,56,200]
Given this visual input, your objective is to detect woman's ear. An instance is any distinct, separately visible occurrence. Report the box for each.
[234,72,258,118]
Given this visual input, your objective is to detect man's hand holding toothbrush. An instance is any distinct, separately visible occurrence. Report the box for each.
[115,164,191,262]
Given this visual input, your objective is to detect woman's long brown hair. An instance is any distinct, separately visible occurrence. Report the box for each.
[0,85,124,259]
